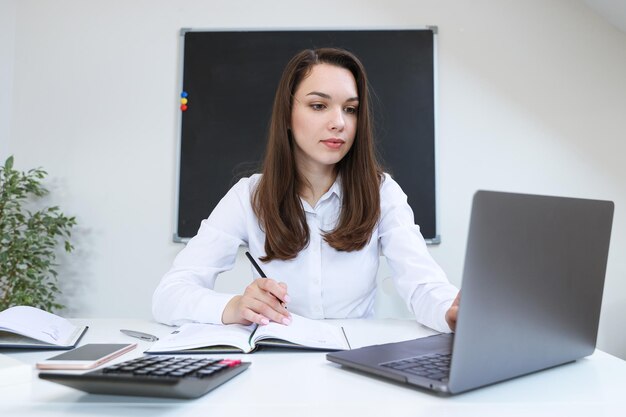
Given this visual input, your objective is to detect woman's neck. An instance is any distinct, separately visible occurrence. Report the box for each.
[298,167,337,208]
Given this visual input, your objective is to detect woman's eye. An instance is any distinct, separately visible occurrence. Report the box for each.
[344,106,358,115]
[311,103,326,111]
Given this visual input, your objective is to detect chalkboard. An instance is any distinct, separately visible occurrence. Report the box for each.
[175,29,440,243]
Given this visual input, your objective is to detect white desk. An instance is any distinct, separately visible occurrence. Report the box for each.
[1,318,625,417]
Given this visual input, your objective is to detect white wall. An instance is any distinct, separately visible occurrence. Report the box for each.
[0,0,16,156]
[3,0,625,359]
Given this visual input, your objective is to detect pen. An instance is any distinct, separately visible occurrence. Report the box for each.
[245,251,287,307]
[245,251,267,278]
[120,329,159,342]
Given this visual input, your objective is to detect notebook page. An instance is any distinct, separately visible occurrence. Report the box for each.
[146,322,255,353]
[253,313,349,350]
[0,306,77,345]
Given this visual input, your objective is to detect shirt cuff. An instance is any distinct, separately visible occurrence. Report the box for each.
[192,291,239,325]
[435,298,455,333]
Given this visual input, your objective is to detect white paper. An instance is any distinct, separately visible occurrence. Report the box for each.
[0,306,77,345]
[253,313,350,350]
[146,322,256,353]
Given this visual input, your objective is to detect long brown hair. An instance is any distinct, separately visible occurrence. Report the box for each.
[253,48,383,261]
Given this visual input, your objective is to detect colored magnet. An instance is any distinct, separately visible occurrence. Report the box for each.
[181,91,188,98]
[181,98,188,105]
[181,104,188,111]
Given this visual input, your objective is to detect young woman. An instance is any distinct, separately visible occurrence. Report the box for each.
[153,48,460,332]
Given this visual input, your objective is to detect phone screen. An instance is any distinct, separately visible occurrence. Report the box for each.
[47,344,132,361]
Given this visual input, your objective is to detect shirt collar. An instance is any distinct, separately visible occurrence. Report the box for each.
[301,175,343,213]
[327,175,342,199]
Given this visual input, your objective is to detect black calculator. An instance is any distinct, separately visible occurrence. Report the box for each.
[39,355,250,399]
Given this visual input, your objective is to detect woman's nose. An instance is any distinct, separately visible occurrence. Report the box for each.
[328,107,345,131]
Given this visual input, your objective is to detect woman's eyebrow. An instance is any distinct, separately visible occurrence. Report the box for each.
[306,91,331,99]
[306,91,359,102]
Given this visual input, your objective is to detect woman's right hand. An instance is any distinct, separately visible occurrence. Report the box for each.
[221,278,291,326]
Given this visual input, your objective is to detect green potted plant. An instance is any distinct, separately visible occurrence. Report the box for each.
[0,156,76,312]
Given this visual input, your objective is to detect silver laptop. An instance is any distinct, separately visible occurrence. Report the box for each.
[327,190,614,394]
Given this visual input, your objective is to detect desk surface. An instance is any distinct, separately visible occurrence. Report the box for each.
[1,318,625,417]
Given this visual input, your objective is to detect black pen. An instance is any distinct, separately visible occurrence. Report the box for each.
[245,251,287,307]
[245,251,267,278]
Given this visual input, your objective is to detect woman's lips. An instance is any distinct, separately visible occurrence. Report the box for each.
[321,139,345,149]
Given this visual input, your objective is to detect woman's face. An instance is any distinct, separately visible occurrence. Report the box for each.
[290,63,358,174]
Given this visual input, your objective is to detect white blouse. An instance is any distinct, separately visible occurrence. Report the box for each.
[152,174,458,332]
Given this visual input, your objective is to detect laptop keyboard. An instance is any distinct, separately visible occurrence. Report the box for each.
[39,355,250,399]
[381,352,451,381]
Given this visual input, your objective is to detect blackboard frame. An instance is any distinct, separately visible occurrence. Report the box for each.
[174,28,441,244]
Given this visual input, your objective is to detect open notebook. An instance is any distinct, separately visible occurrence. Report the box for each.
[146,313,351,354]
[0,306,87,349]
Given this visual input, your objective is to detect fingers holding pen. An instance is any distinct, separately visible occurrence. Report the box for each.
[250,278,291,322]
[246,297,291,326]
[221,279,291,326]
[256,278,291,306]
[242,252,290,324]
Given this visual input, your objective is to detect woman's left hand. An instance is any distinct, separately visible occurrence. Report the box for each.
[445,292,461,331]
